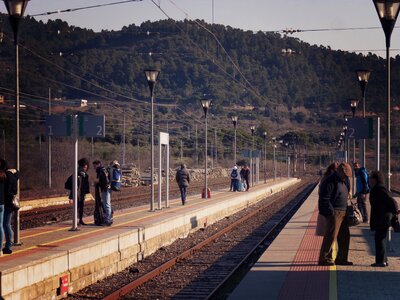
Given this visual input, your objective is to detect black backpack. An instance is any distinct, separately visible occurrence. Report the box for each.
[64,175,73,190]
[231,169,238,178]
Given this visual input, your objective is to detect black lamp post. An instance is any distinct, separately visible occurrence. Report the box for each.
[350,99,358,117]
[144,69,160,211]
[3,0,29,246]
[201,99,211,198]
[272,137,277,180]
[284,142,289,178]
[373,0,400,190]
[263,131,267,183]
[231,116,238,164]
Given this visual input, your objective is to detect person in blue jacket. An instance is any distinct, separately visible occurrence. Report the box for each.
[354,162,370,223]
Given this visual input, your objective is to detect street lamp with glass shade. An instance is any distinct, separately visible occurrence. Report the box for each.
[201,99,211,199]
[3,0,30,245]
[231,116,238,164]
[373,0,400,190]
[350,99,358,117]
[143,69,160,211]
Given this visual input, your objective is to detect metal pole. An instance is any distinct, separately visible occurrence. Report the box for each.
[166,142,170,207]
[352,138,356,195]
[386,46,391,190]
[150,92,155,211]
[362,92,366,168]
[180,140,183,162]
[214,128,217,167]
[70,115,78,231]
[376,117,380,171]
[251,136,254,186]
[205,114,208,198]
[122,110,126,166]
[195,124,198,167]
[158,135,162,210]
[13,41,21,245]
[287,148,289,178]
[234,127,237,164]
[48,88,52,189]
[264,137,267,183]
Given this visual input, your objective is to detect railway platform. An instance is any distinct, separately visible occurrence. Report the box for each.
[230,185,400,300]
[0,178,299,300]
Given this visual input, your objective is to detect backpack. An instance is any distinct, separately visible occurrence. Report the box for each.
[64,175,73,190]
[109,167,122,191]
[231,169,238,178]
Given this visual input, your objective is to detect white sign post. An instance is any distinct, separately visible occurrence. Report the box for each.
[158,132,170,209]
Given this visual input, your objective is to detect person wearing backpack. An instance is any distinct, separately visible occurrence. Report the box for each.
[93,160,112,226]
[354,162,370,223]
[1,159,19,255]
[230,165,239,192]
[176,164,190,205]
[109,160,122,192]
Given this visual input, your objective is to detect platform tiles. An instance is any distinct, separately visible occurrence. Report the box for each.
[0,178,300,300]
[230,186,400,300]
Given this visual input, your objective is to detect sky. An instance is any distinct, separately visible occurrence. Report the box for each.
[1,0,399,56]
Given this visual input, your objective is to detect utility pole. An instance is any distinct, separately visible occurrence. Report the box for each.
[48,88,52,188]
[180,139,183,162]
[214,128,217,167]
[137,136,140,171]
[195,124,198,167]
[122,110,126,166]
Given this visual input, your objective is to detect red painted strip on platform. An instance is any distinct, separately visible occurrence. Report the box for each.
[278,207,330,300]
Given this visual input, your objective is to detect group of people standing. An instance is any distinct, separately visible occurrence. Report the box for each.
[318,161,399,267]
[230,165,250,192]
[0,159,19,256]
[68,158,121,227]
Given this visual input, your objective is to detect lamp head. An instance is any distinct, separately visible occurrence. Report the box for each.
[250,125,256,135]
[373,0,400,47]
[200,99,211,116]
[3,0,29,44]
[263,131,267,139]
[144,69,160,94]
[231,115,238,127]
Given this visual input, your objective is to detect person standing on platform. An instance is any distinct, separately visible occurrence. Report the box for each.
[93,160,112,226]
[230,165,239,192]
[243,165,250,191]
[240,166,246,190]
[76,158,90,226]
[369,171,399,267]
[318,163,353,266]
[176,164,190,205]
[1,159,19,255]
[354,162,370,223]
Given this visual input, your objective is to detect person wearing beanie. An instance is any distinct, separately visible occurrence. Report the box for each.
[318,163,353,266]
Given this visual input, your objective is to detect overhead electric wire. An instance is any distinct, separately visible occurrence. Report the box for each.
[28,0,143,17]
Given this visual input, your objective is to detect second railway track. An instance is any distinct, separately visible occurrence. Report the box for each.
[69,178,317,300]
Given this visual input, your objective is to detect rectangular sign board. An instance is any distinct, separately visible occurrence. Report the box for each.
[79,115,105,137]
[347,117,373,139]
[241,150,261,158]
[335,150,346,161]
[46,115,72,137]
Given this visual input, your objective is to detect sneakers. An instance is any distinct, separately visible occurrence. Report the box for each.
[318,261,335,266]
[2,248,12,255]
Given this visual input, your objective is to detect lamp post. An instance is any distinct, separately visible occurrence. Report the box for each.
[201,99,211,198]
[272,137,277,180]
[285,142,289,178]
[279,140,283,177]
[144,69,160,211]
[232,116,238,164]
[250,125,255,186]
[350,99,358,118]
[4,0,29,246]
[263,131,267,183]
[373,0,400,190]
[343,126,348,163]
[356,69,371,168]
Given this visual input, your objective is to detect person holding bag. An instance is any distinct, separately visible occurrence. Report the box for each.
[369,171,399,267]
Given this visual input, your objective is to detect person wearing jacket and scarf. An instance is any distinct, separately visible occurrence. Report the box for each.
[369,171,399,267]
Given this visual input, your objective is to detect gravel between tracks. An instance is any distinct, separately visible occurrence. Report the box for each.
[69,179,315,300]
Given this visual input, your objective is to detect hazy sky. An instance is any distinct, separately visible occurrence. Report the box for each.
[1,0,399,55]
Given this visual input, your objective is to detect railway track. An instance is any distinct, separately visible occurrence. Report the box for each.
[69,178,317,300]
[20,178,229,229]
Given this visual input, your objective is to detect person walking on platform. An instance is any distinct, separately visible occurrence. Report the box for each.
[176,164,190,205]
[369,171,399,267]
[240,166,246,190]
[242,165,250,191]
[354,163,370,223]
[76,158,90,226]
[318,163,353,266]
[1,159,19,255]
[230,166,240,192]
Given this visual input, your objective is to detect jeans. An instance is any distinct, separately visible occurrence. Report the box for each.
[179,186,187,205]
[102,190,112,224]
[0,205,4,252]
[78,195,85,221]
[375,228,388,264]
[357,194,368,222]
[232,180,239,191]
[319,210,350,263]
[3,207,12,250]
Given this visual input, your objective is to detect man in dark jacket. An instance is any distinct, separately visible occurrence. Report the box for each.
[369,171,399,267]
[76,158,90,226]
[242,165,250,191]
[354,163,370,223]
[318,163,353,266]
[176,164,190,205]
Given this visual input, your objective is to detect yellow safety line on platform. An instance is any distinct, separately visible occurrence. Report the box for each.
[329,243,338,300]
